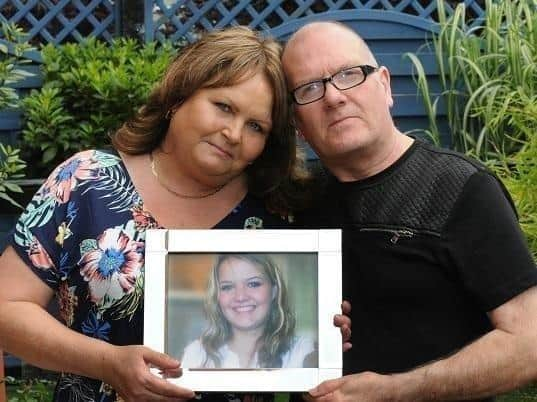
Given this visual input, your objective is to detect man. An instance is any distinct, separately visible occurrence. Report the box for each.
[282,21,537,402]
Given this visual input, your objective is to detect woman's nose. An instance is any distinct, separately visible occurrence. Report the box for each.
[233,285,248,301]
[222,122,242,144]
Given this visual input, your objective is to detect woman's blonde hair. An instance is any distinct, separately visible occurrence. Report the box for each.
[112,26,310,214]
[201,254,295,368]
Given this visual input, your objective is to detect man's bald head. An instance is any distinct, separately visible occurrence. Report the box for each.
[282,21,378,68]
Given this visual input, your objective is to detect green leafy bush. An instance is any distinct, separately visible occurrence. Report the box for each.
[0,143,26,208]
[0,22,34,110]
[3,376,55,402]
[0,22,32,208]
[21,37,175,173]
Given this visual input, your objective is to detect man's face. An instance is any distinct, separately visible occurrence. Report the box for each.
[282,25,394,164]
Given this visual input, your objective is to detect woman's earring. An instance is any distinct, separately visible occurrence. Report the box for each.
[165,109,173,120]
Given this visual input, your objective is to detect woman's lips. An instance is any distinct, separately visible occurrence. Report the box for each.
[207,141,233,158]
[232,305,256,313]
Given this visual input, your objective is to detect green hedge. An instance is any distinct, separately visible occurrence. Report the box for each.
[21,38,176,176]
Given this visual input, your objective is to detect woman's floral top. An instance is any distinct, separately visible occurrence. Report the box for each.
[9,150,290,402]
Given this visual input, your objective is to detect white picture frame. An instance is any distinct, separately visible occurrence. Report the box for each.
[144,229,342,392]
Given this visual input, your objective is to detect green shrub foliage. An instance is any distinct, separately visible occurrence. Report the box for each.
[21,37,175,172]
[0,143,26,208]
[0,22,34,110]
[0,22,32,208]
[3,376,55,402]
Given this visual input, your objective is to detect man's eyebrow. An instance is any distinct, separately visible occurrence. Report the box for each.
[293,64,359,88]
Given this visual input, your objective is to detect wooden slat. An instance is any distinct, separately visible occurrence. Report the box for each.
[376,53,438,76]
[5,65,43,89]
[391,93,446,117]
[0,111,22,131]
[391,76,443,95]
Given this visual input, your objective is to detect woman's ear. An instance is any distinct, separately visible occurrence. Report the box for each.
[165,100,184,120]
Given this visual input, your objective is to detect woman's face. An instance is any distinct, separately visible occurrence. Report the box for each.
[217,257,275,333]
[163,72,274,184]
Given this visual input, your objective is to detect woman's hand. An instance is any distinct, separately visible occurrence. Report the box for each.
[102,345,195,402]
[333,301,352,352]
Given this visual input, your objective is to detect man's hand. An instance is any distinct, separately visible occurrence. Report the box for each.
[103,345,196,402]
[303,371,405,402]
[333,300,352,352]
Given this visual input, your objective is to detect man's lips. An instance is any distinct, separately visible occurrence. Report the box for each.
[328,116,354,128]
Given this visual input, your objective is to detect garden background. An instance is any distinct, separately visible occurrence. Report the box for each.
[1,0,536,400]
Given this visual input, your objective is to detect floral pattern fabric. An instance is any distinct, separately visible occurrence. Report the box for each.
[9,150,290,402]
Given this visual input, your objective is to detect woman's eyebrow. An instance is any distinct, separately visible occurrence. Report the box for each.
[246,276,265,281]
[221,94,272,126]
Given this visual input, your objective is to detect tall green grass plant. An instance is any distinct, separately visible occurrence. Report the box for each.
[407,0,537,162]
[496,135,537,261]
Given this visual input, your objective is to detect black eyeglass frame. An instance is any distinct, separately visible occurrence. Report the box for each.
[291,64,378,105]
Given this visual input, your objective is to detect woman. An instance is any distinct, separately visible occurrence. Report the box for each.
[182,254,316,369]
[0,27,317,402]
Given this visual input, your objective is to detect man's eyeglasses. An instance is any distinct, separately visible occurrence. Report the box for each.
[291,65,378,105]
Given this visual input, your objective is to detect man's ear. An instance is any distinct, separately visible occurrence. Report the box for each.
[378,66,394,108]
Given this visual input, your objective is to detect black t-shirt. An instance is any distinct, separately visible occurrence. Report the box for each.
[300,140,536,400]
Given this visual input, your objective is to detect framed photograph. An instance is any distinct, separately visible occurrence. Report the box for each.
[144,229,342,392]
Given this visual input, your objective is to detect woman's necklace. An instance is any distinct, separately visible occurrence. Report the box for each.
[149,152,226,199]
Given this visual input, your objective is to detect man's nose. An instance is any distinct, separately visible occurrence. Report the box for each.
[323,81,346,107]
